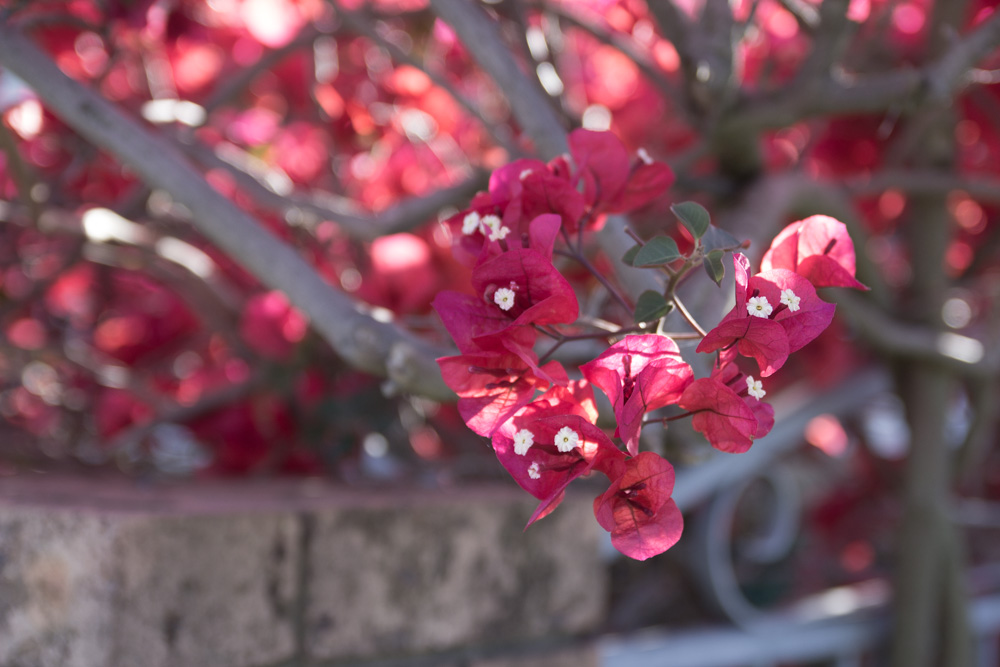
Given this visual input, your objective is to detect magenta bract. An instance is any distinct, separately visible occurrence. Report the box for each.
[594,451,683,561]
[761,215,869,290]
[580,334,693,455]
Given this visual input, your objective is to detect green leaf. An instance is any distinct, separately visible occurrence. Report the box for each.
[704,250,725,286]
[621,244,641,266]
[672,201,711,239]
[701,225,743,253]
[633,236,682,266]
[634,290,672,324]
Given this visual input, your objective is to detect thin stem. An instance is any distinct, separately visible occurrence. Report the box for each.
[555,231,632,312]
[671,295,709,337]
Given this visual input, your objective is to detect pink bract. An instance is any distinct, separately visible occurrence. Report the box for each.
[678,376,759,453]
[594,451,683,561]
[761,215,869,290]
[580,334,693,456]
[437,352,566,437]
[493,407,624,526]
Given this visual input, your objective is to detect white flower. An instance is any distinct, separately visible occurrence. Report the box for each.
[461,211,482,235]
[493,287,516,311]
[746,375,766,400]
[480,214,511,242]
[488,224,511,241]
[527,461,541,479]
[519,168,534,180]
[780,288,801,312]
[554,426,580,452]
[637,147,653,165]
[747,295,773,318]
[513,429,535,456]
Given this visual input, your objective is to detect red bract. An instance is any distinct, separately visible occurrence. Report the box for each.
[566,128,674,220]
[580,334,693,456]
[594,451,683,561]
[437,351,566,437]
[761,215,870,290]
[478,213,561,264]
[491,158,586,234]
[697,254,835,376]
[712,361,775,440]
[748,269,836,355]
[615,159,676,212]
[432,290,557,382]
[470,248,579,326]
[678,376,760,454]
[492,403,624,526]
[569,129,631,210]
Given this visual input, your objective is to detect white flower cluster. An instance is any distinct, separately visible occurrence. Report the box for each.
[460,211,511,241]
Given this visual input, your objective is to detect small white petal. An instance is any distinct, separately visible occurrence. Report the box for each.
[747,296,773,318]
[527,461,541,479]
[637,147,653,165]
[780,288,801,312]
[493,287,516,311]
[554,426,580,452]
[519,168,534,180]
[488,224,511,241]
[461,211,481,235]
[746,375,766,400]
[513,429,535,456]
[480,214,502,231]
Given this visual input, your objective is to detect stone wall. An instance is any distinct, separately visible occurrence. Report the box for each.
[0,475,605,667]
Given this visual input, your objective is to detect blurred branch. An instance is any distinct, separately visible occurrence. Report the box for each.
[732,7,1000,131]
[430,0,569,160]
[0,119,42,224]
[202,25,326,114]
[844,169,1000,202]
[107,369,267,453]
[334,5,523,157]
[177,134,488,241]
[830,290,998,379]
[0,24,455,401]
[792,0,854,84]
[538,3,685,106]
[776,0,820,32]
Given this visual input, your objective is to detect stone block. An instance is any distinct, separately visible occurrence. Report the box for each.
[0,476,606,667]
[0,505,300,667]
[304,488,605,662]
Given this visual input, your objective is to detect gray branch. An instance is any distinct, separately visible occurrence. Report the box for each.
[429,0,568,160]
[0,24,455,401]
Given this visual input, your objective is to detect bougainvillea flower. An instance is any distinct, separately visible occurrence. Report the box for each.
[613,158,675,212]
[593,451,683,561]
[478,213,562,264]
[580,334,693,456]
[565,129,674,221]
[432,290,537,354]
[761,215,869,290]
[568,129,632,210]
[698,254,834,376]
[437,351,567,437]
[529,379,601,424]
[677,376,760,454]
[470,247,579,327]
[493,403,625,526]
[711,360,775,440]
[748,269,835,355]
